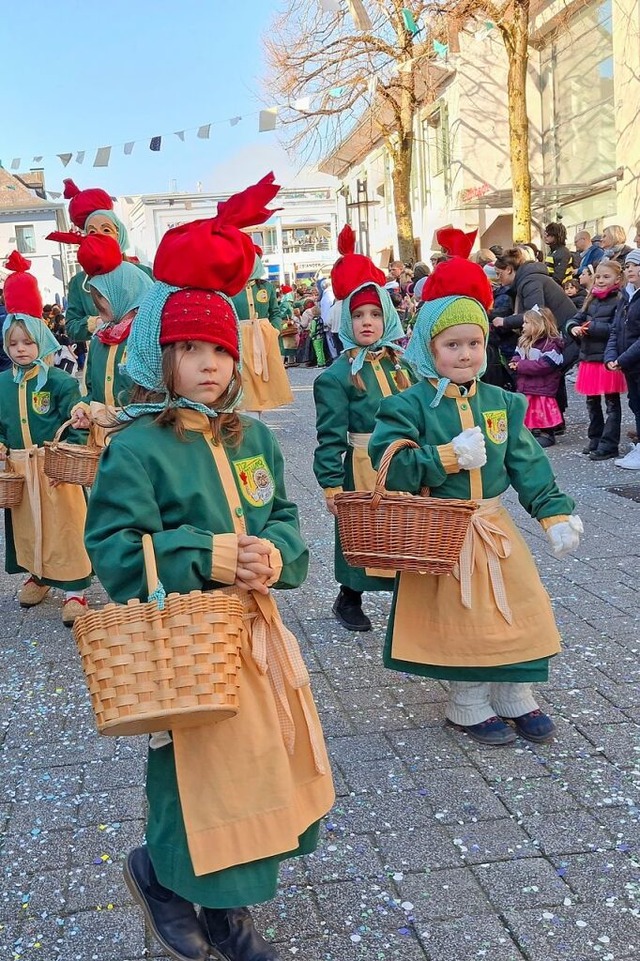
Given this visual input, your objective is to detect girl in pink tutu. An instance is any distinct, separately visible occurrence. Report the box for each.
[566,260,626,460]
[509,307,564,448]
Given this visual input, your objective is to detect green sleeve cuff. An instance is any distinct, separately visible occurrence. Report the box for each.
[211,533,238,585]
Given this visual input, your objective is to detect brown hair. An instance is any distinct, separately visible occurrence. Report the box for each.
[518,307,559,354]
[494,247,528,272]
[347,346,411,392]
[121,345,244,447]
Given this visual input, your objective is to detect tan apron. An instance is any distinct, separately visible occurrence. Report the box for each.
[238,285,293,412]
[8,384,91,581]
[391,497,562,669]
[169,420,334,876]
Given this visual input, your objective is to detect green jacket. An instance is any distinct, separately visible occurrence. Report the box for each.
[84,413,308,604]
[231,280,282,329]
[0,367,86,450]
[369,379,574,518]
[83,338,133,407]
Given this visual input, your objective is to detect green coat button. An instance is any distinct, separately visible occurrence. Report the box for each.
[106,376,112,382]
[461,404,468,410]
[235,507,243,517]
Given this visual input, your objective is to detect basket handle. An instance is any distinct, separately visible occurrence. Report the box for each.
[50,418,73,447]
[142,534,160,597]
[372,438,428,508]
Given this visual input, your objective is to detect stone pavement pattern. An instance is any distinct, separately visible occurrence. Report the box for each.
[1,367,639,961]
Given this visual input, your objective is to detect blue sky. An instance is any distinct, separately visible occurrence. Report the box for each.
[2,0,292,197]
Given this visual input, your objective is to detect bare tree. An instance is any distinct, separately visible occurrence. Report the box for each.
[446,0,533,242]
[264,0,440,263]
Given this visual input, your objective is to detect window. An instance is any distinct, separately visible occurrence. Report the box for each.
[15,225,36,254]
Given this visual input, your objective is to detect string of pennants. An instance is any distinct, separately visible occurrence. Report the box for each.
[6,1,489,198]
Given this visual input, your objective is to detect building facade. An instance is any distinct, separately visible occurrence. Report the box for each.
[0,167,68,303]
[120,180,340,284]
[319,0,636,260]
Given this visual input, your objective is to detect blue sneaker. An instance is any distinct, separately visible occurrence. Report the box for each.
[447,716,517,746]
[503,709,556,743]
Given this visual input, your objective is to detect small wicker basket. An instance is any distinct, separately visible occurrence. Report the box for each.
[0,463,25,508]
[334,438,478,575]
[73,535,244,736]
[44,418,101,486]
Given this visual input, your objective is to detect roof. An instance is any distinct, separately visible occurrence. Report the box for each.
[0,166,55,211]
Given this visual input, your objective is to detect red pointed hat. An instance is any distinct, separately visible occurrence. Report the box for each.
[153,172,281,297]
[46,231,123,277]
[3,251,43,318]
[421,257,493,311]
[436,227,478,259]
[331,225,386,300]
[63,179,114,230]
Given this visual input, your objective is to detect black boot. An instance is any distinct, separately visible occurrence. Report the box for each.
[198,906,280,960]
[332,587,372,632]
[123,847,213,961]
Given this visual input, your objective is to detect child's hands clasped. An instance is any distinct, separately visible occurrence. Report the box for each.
[451,426,487,470]
[234,534,273,595]
[70,408,93,430]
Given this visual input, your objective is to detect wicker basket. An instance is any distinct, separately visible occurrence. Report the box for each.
[73,535,244,736]
[0,464,25,508]
[44,418,101,486]
[334,439,478,575]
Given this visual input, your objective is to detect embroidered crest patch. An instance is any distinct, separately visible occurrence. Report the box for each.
[255,288,269,304]
[233,455,275,507]
[31,391,51,415]
[483,409,508,444]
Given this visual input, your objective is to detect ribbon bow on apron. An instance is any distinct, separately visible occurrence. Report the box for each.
[453,499,513,624]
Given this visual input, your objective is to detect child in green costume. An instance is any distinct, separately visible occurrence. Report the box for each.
[84,181,333,961]
[313,225,413,631]
[0,252,91,626]
[369,254,584,746]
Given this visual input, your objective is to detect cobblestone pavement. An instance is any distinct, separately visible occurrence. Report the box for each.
[1,367,639,961]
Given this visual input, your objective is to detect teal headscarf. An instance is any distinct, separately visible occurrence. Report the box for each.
[404,295,489,408]
[2,314,61,391]
[85,209,129,253]
[89,262,154,322]
[116,281,243,421]
[250,254,265,281]
[339,283,405,375]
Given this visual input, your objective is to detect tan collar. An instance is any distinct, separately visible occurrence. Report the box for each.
[427,378,478,399]
[175,408,215,434]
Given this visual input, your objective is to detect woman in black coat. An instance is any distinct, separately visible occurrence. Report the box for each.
[492,247,577,429]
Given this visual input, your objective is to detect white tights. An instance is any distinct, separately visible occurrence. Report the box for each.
[446,681,539,726]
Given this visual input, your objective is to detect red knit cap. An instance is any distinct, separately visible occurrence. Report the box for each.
[64,179,114,230]
[280,285,293,294]
[3,251,43,317]
[331,225,386,300]
[436,227,478,259]
[349,285,381,312]
[159,290,239,359]
[154,172,281,297]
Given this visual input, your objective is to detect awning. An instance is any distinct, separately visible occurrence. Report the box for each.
[456,168,623,211]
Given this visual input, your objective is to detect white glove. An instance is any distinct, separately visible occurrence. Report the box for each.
[546,515,584,558]
[451,426,487,470]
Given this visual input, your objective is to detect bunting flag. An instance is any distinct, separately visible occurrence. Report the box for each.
[124,141,135,155]
[230,116,241,126]
[175,131,185,141]
[33,156,43,163]
[10,158,20,170]
[329,86,347,97]
[347,0,372,30]
[57,153,72,166]
[433,39,448,57]
[293,97,311,112]
[197,124,211,139]
[94,146,111,167]
[401,8,420,36]
[320,0,341,10]
[150,136,162,151]
[76,150,85,164]
[259,108,278,132]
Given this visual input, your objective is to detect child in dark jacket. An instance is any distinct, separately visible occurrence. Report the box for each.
[605,250,640,469]
[509,307,563,448]
[567,260,625,460]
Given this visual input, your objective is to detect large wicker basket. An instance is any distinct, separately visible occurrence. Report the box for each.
[334,439,478,575]
[0,464,25,508]
[44,418,101,486]
[73,535,244,736]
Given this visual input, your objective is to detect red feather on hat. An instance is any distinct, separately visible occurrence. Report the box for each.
[436,227,478,259]
[331,224,386,300]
